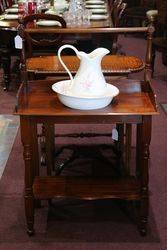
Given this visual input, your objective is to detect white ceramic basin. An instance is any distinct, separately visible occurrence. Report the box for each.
[52,80,119,110]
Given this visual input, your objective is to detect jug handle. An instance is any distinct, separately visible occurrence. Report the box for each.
[58,44,79,83]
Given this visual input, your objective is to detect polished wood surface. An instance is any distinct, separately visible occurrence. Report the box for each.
[16,78,157,117]
[0,0,112,31]
[16,77,158,236]
[33,176,141,200]
[0,18,112,30]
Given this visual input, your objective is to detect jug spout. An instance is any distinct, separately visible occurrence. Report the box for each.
[88,48,110,60]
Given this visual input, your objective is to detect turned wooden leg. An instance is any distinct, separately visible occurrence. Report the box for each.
[136,116,151,236]
[31,122,41,209]
[20,116,37,236]
[24,184,35,236]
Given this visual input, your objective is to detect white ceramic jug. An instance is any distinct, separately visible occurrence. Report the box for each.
[58,45,110,96]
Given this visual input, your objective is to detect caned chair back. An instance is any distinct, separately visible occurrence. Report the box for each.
[0,1,4,13]
[18,14,66,58]
[112,1,127,27]
[111,1,127,53]
[0,0,8,12]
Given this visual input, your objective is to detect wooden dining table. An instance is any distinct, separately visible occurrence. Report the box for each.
[0,0,113,90]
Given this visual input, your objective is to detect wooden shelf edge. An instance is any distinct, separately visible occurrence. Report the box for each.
[33,176,141,200]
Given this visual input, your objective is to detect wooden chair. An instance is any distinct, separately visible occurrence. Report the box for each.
[4,0,15,8]
[0,0,21,90]
[0,0,5,12]
[152,36,167,74]
[110,0,127,54]
[147,9,167,76]
[123,0,156,27]
[18,14,68,80]
[1,0,10,9]
[112,0,127,28]
[0,0,12,13]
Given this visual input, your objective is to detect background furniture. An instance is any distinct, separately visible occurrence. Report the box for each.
[0,29,20,90]
[111,0,127,53]
[152,34,167,76]
[18,4,117,81]
[123,0,156,27]
[0,0,20,90]
[18,13,68,81]
[147,2,167,76]
[0,0,113,90]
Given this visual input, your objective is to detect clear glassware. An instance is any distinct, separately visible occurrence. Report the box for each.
[75,9,83,27]
[64,0,92,27]
[82,9,92,27]
[36,0,44,13]
[63,11,76,27]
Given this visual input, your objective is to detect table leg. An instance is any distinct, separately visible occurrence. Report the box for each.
[31,122,41,208]
[136,116,151,236]
[1,49,11,91]
[20,116,38,236]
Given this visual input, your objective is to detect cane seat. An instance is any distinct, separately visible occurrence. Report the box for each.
[26,55,144,75]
